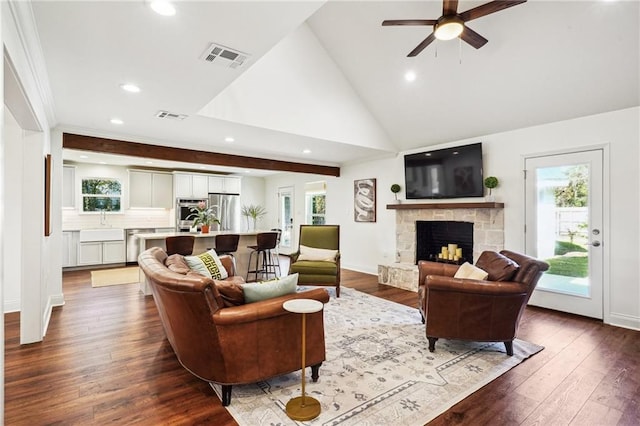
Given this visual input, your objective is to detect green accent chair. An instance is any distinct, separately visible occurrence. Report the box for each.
[288,225,341,297]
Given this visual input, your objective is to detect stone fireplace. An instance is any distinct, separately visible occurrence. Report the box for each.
[416,220,474,264]
[378,202,504,292]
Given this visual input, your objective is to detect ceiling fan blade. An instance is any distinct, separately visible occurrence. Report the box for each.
[459,0,527,22]
[408,32,436,57]
[460,26,488,49]
[443,0,459,16]
[382,19,438,26]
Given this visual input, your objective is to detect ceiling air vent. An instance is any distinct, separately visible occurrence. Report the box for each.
[200,42,250,69]
[155,110,188,121]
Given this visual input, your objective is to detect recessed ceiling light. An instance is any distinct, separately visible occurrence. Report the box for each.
[150,0,176,16]
[225,137,235,143]
[79,155,88,159]
[120,83,140,93]
[110,118,124,125]
[199,166,206,169]
[145,161,153,165]
[404,71,417,82]
[99,161,107,165]
[244,170,252,173]
[303,149,312,154]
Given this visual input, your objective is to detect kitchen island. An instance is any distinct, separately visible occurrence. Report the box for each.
[135,230,272,295]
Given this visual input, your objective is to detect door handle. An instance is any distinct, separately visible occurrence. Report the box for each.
[590,240,601,247]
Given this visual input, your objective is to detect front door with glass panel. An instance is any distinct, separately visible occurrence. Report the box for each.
[525,149,604,319]
[278,187,294,253]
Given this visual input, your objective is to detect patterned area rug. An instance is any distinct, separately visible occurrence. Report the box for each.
[212,287,543,425]
[90,266,139,288]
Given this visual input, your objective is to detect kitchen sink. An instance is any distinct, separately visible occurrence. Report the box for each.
[79,228,125,242]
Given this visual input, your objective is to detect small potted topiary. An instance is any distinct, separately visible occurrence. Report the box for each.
[390,183,402,203]
[483,176,499,201]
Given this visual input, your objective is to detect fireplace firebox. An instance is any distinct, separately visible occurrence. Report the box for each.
[415,221,474,265]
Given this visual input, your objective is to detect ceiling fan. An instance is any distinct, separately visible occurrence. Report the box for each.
[382,0,527,57]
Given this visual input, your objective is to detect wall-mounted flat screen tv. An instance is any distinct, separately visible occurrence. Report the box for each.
[404,142,484,199]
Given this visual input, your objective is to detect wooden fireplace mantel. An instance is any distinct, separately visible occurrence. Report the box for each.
[386,202,504,210]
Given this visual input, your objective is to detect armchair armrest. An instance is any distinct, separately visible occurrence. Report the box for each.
[290,251,301,263]
[426,275,528,296]
[418,260,459,288]
[213,288,330,325]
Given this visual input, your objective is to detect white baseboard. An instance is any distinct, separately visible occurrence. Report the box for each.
[4,299,20,313]
[43,293,65,337]
[341,263,377,275]
[607,312,640,331]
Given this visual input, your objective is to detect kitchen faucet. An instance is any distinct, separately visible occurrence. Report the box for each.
[100,209,107,226]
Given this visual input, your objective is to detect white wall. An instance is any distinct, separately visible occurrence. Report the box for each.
[3,0,59,347]
[3,109,22,312]
[330,107,638,330]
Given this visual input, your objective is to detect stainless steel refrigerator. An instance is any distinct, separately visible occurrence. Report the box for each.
[208,193,241,231]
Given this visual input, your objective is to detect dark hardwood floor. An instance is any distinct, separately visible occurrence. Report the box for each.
[5,266,639,425]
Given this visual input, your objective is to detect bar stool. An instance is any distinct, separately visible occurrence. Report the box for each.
[214,234,240,257]
[270,228,282,276]
[165,235,195,256]
[246,232,279,282]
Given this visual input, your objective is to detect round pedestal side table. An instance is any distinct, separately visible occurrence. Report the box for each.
[282,298,324,421]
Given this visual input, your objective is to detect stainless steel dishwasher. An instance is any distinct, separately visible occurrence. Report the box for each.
[126,228,154,264]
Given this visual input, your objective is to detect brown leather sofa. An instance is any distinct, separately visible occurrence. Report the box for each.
[418,250,549,355]
[138,246,330,405]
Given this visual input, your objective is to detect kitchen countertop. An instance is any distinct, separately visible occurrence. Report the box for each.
[134,230,268,240]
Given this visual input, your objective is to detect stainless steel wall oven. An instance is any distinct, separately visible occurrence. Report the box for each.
[176,198,208,231]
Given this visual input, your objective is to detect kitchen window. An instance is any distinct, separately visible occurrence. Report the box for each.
[81,178,122,212]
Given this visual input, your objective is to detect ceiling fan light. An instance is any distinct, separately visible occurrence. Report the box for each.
[434,20,464,41]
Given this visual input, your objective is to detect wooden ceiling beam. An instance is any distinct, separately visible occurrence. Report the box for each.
[62,133,340,177]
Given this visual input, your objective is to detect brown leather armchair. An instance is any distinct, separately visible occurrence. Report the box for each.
[418,250,549,356]
[138,247,330,406]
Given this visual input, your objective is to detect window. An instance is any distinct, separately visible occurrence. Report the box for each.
[308,194,326,225]
[305,181,326,225]
[81,178,122,212]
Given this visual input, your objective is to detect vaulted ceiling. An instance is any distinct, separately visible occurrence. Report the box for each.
[30,0,639,172]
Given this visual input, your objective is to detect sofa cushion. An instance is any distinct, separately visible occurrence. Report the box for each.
[454,262,489,280]
[185,249,229,280]
[215,278,245,307]
[242,273,298,303]
[165,254,190,274]
[298,245,338,262]
[290,260,338,275]
[475,251,519,281]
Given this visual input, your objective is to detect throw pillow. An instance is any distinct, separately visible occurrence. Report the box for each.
[475,251,519,281]
[298,245,338,262]
[242,273,299,303]
[215,279,245,307]
[184,249,229,280]
[165,254,190,275]
[454,262,489,280]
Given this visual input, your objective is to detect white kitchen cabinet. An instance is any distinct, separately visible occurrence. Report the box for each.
[62,231,79,267]
[62,165,75,208]
[174,172,209,198]
[102,241,126,264]
[208,176,241,194]
[78,241,125,265]
[152,173,174,208]
[78,242,102,266]
[129,170,152,207]
[129,170,173,208]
